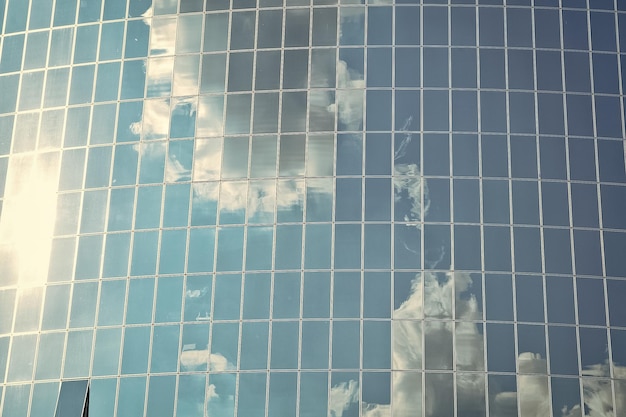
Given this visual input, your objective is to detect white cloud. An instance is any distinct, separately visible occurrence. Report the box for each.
[185,287,209,299]
[207,384,219,399]
[582,378,616,417]
[391,371,422,417]
[189,175,304,223]
[149,16,177,56]
[518,375,551,417]
[146,56,174,96]
[180,349,208,370]
[330,380,359,417]
[165,153,190,182]
[134,98,170,139]
[130,14,206,144]
[192,182,219,202]
[362,403,391,417]
[196,96,224,137]
[393,320,422,370]
[179,350,235,372]
[192,139,222,181]
[394,165,429,225]
[394,273,423,320]
[336,60,365,131]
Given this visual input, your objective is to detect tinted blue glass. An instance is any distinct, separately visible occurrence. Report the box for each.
[479,7,504,46]
[5,0,28,33]
[549,326,580,375]
[4,2,626,416]
[368,7,392,45]
[454,225,481,270]
[452,48,477,88]
[54,380,88,417]
[121,326,151,374]
[451,7,476,46]
[487,323,515,372]
[543,228,572,274]
[117,377,146,417]
[598,140,626,182]
[78,0,102,22]
[593,53,620,94]
[395,7,420,45]
[539,137,571,179]
[54,0,77,26]
[595,96,622,137]
[604,232,626,278]
[591,12,617,51]
[483,226,511,271]
[0,35,24,74]
[574,230,603,276]
[30,0,54,29]
[537,93,565,135]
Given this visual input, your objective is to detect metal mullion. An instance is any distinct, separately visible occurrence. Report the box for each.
[25,3,50,156]
[203,244,219,416]
[0,0,8,37]
[358,8,366,415]
[604,0,623,407]
[11,0,35,124]
[326,4,342,411]
[232,8,260,414]
[140,277,160,417]
[386,0,399,411]
[419,2,427,417]
[61,0,83,111]
[502,16,516,395]
[536,0,572,402]
[325,55,338,417]
[446,5,459,417]
[474,3,492,416]
[268,0,284,386]
[474,43,489,417]
[119,12,152,402]
[293,14,315,417]
[265,273,276,417]
[577,0,598,411]
[144,19,177,412]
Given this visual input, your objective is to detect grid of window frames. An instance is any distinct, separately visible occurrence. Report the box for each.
[0,0,626,416]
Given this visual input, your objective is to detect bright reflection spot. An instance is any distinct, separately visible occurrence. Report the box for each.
[0,153,59,287]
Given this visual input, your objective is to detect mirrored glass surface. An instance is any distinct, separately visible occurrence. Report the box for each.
[2,2,626,417]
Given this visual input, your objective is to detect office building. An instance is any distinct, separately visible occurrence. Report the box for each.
[0,0,625,416]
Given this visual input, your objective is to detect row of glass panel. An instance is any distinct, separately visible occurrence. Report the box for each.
[0,372,626,417]
[39,180,626,227]
[4,5,626,53]
[2,134,624,187]
[4,0,626,30]
[2,321,625,383]
[2,14,626,96]
[5,41,626,95]
[4,222,617,277]
[7,45,626,98]
[2,373,623,417]
[4,131,624,181]
[2,273,625,329]
[2,89,625,145]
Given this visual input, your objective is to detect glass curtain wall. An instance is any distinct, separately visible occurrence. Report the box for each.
[0,0,625,416]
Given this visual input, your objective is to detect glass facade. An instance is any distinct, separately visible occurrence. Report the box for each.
[0,0,626,416]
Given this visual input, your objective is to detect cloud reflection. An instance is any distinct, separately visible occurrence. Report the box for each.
[384,268,626,417]
[330,380,359,417]
[180,349,234,372]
